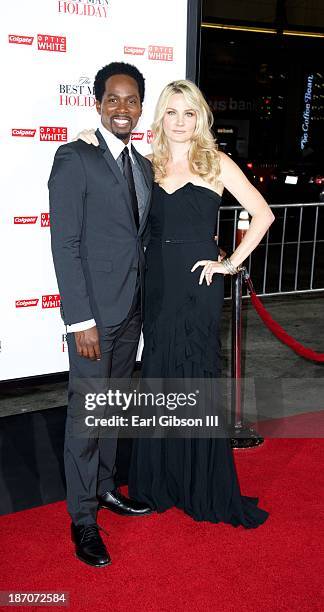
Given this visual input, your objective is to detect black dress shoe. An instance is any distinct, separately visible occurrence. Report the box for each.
[71,523,111,567]
[98,489,153,516]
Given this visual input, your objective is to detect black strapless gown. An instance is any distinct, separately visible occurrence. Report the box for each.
[129,182,268,528]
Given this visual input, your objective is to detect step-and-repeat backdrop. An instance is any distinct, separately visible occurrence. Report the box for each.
[1,0,188,380]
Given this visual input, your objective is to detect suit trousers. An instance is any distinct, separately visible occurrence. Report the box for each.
[65,282,141,526]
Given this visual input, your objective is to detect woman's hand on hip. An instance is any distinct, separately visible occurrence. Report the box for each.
[191,255,229,286]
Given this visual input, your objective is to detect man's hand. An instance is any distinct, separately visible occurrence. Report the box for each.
[73,128,99,146]
[74,326,101,360]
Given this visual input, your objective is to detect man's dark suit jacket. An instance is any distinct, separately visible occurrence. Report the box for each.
[48,129,152,328]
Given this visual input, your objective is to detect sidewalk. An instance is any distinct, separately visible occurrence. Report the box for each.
[221,292,324,419]
[222,292,324,378]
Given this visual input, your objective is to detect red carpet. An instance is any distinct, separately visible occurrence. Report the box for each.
[0,439,323,612]
[256,410,324,437]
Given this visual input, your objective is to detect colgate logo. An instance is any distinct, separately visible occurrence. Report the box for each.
[124,46,145,56]
[39,127,67,142]
[147,130,154,144]
[14,216,38,224]
[41,213,50,227]
[9,34,34,45]
[16,299,39,308]
[12,129,36,137]
[148,45,173,61]
[37,34,67,53]
[131,132,144,141]
[42,294,60,309]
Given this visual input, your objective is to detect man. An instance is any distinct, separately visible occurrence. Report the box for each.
[48,62,153,568]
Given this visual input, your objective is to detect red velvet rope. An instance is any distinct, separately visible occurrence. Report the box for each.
[244,279,324,363]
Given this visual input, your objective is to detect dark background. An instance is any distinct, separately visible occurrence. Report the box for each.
[198,0,324,202]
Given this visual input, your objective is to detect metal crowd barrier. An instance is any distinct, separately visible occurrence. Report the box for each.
[226,200,324,448]
[217,202,324,299]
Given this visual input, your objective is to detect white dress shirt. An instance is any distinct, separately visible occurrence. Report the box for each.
[66,124,134,333]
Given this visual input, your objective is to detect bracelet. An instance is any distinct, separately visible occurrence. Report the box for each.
[221,257,242,275]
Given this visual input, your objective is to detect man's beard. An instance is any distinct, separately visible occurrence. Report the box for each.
[113,130,131,141]
[110,116,133,142]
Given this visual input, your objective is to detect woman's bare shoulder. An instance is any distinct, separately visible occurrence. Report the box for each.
[217,150,243,177]
[217,150,231,166]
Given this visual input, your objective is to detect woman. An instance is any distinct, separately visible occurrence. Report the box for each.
[129,80,273,528]
[79,80,274,527]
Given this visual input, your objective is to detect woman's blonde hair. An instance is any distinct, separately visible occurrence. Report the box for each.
[151,79,220,187]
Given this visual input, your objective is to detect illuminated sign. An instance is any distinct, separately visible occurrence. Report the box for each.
[300,74,314,150]
[216,128,234,134]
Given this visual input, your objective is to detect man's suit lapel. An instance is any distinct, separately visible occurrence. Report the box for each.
[96,129,137,230]
[131,145,153,236]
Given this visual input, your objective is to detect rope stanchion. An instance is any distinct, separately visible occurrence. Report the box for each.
[229,210,264,449]
[243,270,324,363]
[229,270,264,449]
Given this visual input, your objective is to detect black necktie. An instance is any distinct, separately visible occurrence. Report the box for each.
[121,147,139,230]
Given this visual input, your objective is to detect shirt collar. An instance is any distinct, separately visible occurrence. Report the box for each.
[98,122,134,162]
